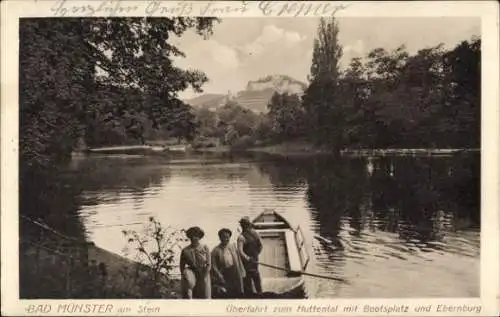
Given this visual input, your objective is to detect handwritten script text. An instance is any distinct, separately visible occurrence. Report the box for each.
[49,0,350,17]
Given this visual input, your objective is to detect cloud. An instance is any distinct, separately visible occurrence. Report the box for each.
[242,24,306,56]
[173,34,247,97]
[344,39,365,55]
[174,37,240,71]
[174,17,480,99]
[205,41,240,69]
[340,39,366,70]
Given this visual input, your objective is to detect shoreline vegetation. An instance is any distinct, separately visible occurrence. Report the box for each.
[88,243,182,298]
[21,216,182,299]
[80,141,480,159]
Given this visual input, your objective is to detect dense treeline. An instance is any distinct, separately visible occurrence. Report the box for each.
[193,101,269,149]
[82,85,197,147]
[340,39,480,149]
[282,18,480,151]
[194,18,480,153]
[20,18,217,171]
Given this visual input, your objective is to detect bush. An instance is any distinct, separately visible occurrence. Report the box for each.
[230,135,256,149]
[192,137,217,149]
[122,217,187,298]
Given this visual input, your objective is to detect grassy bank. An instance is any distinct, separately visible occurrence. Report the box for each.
[20,240,182,299]
[20,219,181,299]
[88,244,181,299]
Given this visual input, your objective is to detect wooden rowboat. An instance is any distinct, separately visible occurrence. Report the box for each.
[252,210,310,298]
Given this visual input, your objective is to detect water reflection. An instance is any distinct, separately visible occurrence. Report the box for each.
[249,153,479,296]
[20,167,87,240]
[69,156,169,205]
[21,152,480,298]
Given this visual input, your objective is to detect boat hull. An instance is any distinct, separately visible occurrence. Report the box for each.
[251,210,309,299]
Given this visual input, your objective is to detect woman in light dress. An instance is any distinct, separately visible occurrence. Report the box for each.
[211,228,246,298]
[180,226,211,299]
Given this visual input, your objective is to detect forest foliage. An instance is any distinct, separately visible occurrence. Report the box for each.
[302,18,480,150]
[20,17,219,173]
[193,18,480,152]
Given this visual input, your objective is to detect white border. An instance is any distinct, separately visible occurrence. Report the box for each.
[1,1,499,316]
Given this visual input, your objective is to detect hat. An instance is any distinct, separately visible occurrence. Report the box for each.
[185,226,205,239]
[218,228,232,237]
[239,216,251,225]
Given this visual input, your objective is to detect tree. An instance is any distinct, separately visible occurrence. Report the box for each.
[19,17,219,231]
[252,114,273,142]
[215,101,259,146]
[337,57,372,147]
[160,100,197,143]
[195,107,218,138]
[267,92,305,140]
[337,38,480,150]
[20,19,94,169]
[441,37,480,148]
[362,45,411,148]
[302,17,343,151]
[397,45,447,147]
[20,17,219,172]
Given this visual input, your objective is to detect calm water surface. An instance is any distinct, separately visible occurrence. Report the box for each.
[67,151,479,298]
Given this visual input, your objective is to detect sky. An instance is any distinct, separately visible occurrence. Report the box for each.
[172,17,480,99]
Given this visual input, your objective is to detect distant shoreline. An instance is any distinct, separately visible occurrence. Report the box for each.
[196,142,480,158]
[75,142,480,159]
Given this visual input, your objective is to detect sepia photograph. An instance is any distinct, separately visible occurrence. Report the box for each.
[2,1,499,316]
[17,14,482,300]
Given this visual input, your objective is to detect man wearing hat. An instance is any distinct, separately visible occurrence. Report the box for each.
[237,216,263,297]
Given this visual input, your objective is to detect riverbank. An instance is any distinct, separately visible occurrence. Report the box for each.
[245,141,331,157]
[75,143,192,156]
[20,218,181,299]
[195,141,330,158]
[79,141,479,160]
[197,141,478,158]
[88,244,181,298]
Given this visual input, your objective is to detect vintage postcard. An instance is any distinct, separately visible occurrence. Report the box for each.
[1,0,499,316]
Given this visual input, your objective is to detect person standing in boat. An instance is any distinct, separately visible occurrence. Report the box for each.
[237,216,263,297]
[211,228,246,298]
[180,226,211,299]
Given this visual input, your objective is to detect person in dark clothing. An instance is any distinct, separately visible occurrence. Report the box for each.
[237,216,263,297]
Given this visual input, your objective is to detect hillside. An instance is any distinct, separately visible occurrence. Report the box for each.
[185,75,306,113]
[233,88,276,113]
[185,93,227,110]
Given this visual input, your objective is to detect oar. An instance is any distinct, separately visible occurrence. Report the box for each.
[256,261,350,284]
[314,234,345,250]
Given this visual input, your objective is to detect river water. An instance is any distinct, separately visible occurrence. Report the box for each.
[64,151,479,298]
